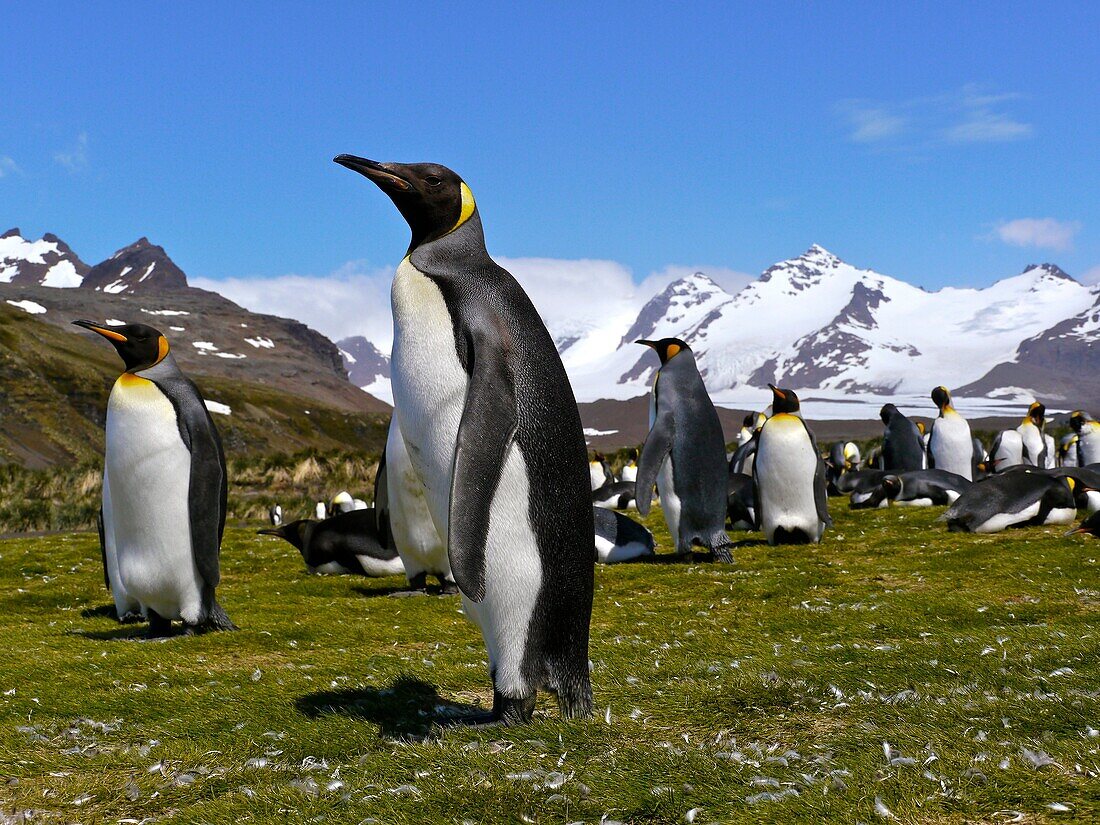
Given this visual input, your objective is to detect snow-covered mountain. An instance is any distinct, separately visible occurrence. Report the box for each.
[0,228,89,287]
[81,237,189,294]
[328,245,1100,414]
[337,335,392,403]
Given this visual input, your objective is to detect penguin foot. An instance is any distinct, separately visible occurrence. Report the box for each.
[203,602,239,632]
[118,610,143,625]
[493,690,537,726]
[710,544,735,564]
[439,579,460,596]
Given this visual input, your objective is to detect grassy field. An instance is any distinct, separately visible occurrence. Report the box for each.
[1,504,1098,823]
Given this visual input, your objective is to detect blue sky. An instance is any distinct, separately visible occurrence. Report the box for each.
[2,2,1098,290]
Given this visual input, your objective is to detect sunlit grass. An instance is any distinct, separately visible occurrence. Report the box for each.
[1,503,1098,822]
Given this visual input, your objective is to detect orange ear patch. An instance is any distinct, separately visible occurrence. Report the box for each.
[157,335,170,363]
[666,343,681,359]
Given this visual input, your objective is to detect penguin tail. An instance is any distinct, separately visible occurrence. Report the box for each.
[203,601,239,632]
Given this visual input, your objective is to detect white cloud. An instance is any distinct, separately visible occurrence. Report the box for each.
[195,257,752,352]
[0,156,18,177]
[53,132,88,171]
[838,85,1032,148]
[993,218,1081,252]
[945,109,1031,143]
[192,261,396,350]
[645,264,755,296]
[837,106,907,143]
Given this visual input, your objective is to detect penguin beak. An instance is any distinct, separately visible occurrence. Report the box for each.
[768,384,786,400]
[333,155,413,192]
[635,339,656,348]
[71,319,127,343]
[257,528,283,537]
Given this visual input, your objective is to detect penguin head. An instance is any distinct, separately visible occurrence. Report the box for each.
[71,320,170,372]
[879,404,898,425]
[258,520,311,554]
[334,155,475,251]
[635,338,690,365]
[1027,401,1046,427]
[768,384,800,415]
[1071,411,1089,433]
[881,474,902,497]
[931,386,952,412]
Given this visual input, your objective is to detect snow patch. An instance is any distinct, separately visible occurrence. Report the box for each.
[141,308,190,316]
[215,352,247,359]
[5,299,47,315]
[244,336,274,349]
[204,400,232,415]
[40,260,83,288]
[105,319,126,326]
[192,341,219,352]
[584,427,619,437]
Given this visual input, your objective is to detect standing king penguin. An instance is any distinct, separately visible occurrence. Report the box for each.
[880,404,927,472]
[335,155,593,724]
[1017,402,1051,468]
[634,338,734,563]
[1071,411,1100,465]
[927,386,973,481]
[73,321,235,637]
[754,385,831,544]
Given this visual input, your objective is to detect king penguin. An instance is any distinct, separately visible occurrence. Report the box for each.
[634,338,734,562]
[336,154,593,724]
[1071,411,1100,466]
[1017,402,1051,468]
[927,386,973,480]
[72,320,235,637]
[754,385,831,544]
[880,404,927,472]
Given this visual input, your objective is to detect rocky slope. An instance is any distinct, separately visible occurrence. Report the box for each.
[0,229,389,467]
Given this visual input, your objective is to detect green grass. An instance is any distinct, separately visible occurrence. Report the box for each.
[1,505,1098,823]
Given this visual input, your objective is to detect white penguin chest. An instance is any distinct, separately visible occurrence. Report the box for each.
[756,416,819,520]
[390,258,469,528]
[931,413,972,477]
[105,374,201,621]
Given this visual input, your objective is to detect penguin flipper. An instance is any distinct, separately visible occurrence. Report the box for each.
[447,337,518,604]
[635,413,675,517]
[96,505,109,591]
[157,374,228,590]
[804,422,833,527]
[374,447,393,550]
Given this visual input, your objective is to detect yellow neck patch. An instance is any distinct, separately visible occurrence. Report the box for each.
[452,182,476,232]
[118,372,153,388]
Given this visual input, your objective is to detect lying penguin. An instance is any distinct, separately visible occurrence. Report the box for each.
[593,507,655,563]
[592,479,638,510]
[941,472,1076,533]
[842,469,888,509]
[880,469,971,507]
[259,509,406,577]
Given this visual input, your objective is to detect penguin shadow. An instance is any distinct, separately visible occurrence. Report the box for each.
[349,584,458,599]
[80,604,121,620]
[295,674,483,738]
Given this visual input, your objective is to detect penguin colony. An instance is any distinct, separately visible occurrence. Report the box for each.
[68,156,1100,727]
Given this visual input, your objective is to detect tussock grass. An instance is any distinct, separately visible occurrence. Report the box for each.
[0,506,1098,822]
[0,450,381,533]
